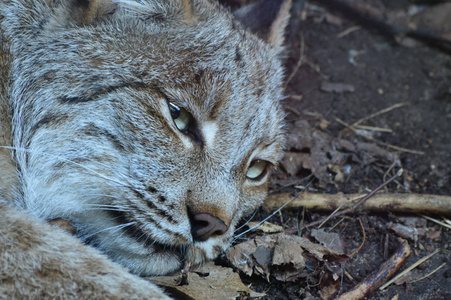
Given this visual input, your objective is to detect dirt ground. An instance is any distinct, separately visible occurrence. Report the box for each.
[218,0,451,299]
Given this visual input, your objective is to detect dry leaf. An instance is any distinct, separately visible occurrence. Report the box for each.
[311,229,345,254]
[426,230,441,241]
[148,262,264,300]
[282,120,347,183]
[390,223,426,242]
[319,280,340,300]
[281,120,396,184]
[226,233,347,282]
[247,221,284,234]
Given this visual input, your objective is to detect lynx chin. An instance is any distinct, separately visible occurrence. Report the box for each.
[0,0,291,298]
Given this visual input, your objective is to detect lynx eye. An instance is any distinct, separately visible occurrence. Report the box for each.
[246,160,269,181]
[169,102,192,132]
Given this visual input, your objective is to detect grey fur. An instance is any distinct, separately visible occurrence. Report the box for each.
[0,0,288,297]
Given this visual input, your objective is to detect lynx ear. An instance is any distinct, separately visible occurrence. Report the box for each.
[71,0,117,25]
[233,0,292,53]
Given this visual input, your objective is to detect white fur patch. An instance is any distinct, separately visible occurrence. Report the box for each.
[202,121,218,147]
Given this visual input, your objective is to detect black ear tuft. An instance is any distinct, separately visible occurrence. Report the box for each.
[234,0,284,36]
[70,0,117,25]
[233,0,292,53]
[73,0,91,8]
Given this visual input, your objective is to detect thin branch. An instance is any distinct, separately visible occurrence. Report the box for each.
[379,249,440,290]
[348,218,366,257]
[351,102,409,127]
[300,169,402,230]
[337,118,424,155]
[337,239,411,299]
[419,214,451,229]
[409,262,447,284]
[285,32,305,86]
[265,192,451,217]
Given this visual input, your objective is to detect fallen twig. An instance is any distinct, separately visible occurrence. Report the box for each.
[348,218,365,258]
[408,262,447,284]
[265,193,451,216]
[337,239,411,299]
[337,25,361,38]
[285,32,305,86]
[315,0,451,49]
[351,102,409,127]
[179,261,191,286]
[354,124,392,133]
[336,101,422,154]
[286,170,402,230]
[234,179,315,240]
[337,118,424,155]
[419,214,451,229]
[379,249,440,290]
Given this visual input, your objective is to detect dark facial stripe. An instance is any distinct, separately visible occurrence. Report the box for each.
[105,209,161,244]
[104,209,185,246]
[144,196,177,224]
[207,95,225,120]
[81,123,125,151]
[58,81,147,104]
[28,113,69,140]
[235,47,242,62]
[132,190,177,225]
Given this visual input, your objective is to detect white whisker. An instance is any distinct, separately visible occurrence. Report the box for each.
[232,178,314,243]
[83,221,135,240]
[0,145,132,190]
[83,207,129,212]
[234,209,258,233]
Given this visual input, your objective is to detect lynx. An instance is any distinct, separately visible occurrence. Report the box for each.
[0,0,290,298]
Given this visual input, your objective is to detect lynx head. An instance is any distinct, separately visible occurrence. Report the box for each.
[2,0,289,275]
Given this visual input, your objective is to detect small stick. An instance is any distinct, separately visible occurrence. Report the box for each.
[344,269,355,282]
[285,32,305,86]
[337,25,361,38]
[351,102,409,127]
[300,169,402,230]
[384,234,389,260]
[379,249,440,290]
[179,261,191,286]
[420,214,451,229]
[337,118,424,155]
[409,262,447,284]
[337,239,411,299]
[354,124,392,133]
[348,218,366,258]
[265,192,451,216]
[288,94,303,101]
[316,0,451,47]
[285,106,301,116]
[235,179,314,240]
[378,143,425,156]
[328,216,346,232]
[318,198,355,229]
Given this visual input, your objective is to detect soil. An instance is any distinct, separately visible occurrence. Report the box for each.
[220,0,451,299]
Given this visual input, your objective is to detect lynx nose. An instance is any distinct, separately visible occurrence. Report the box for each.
[190,213,228,242]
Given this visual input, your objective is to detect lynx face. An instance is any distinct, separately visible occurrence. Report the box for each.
[2,0,286,275]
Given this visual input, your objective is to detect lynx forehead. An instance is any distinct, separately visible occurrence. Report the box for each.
[1,0,289,282]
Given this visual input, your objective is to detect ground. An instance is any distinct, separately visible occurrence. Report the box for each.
[219,0,451,299]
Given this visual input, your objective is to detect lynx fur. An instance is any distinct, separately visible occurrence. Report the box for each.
[0,0,289,298]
